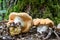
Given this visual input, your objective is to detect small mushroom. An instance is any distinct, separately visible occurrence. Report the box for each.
[33,18,54,40]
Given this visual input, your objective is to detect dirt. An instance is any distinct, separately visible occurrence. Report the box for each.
[0,21,60,40]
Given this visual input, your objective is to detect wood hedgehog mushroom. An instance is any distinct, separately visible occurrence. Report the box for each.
[7,12,32,36]
[33,18,54,40]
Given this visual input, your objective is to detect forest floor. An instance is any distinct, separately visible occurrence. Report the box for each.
[0,21,59,40]
[16,32,59,40]
[16,28,59,40]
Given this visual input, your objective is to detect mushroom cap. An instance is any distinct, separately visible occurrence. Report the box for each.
[9,12,17,21]
[33,18,40,26]
[44,18,54,28]
[39,18,46,25]
[7,12,17,27]
[33,18,54,28]
[17,12,32,32]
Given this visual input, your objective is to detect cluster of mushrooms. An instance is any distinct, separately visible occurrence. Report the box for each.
[0,12,60,40]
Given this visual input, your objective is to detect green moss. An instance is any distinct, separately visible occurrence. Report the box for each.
[5,0,60,25]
